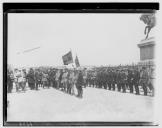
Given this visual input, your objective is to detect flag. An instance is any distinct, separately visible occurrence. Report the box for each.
[75,55,80,67]
[62,51,73,65]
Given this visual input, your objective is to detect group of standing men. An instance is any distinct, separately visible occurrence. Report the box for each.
[7,67,85,98]
[86,66,154,96]
[7,65,155,97]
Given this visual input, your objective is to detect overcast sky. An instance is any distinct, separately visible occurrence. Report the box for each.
[8,13,153,68]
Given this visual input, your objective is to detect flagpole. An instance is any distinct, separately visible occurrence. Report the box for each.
[70,48,74,69]
[75,53,77,69]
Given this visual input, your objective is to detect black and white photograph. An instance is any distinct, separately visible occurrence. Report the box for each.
[4,3,160,126]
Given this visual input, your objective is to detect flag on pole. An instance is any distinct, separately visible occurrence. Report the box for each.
[75,55,80,67]
[62,51,73,65]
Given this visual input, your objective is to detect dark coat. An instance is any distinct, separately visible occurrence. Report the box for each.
[27,70,35,84]
[77,72,84,86]
[132,70,140,84]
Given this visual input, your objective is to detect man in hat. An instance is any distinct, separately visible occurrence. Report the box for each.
[76,70,84,98]
[50,68,56,88]
[120,70,126,93]
[7,69,14,93]
[107,69,112,90]
[83,68,88,88]
[101,70,106,89]
[55,69,61,89]
[140,67,149,96]
[26,68,35,90]
[96,70,102,88]
[86,70,91,87]
[42,71,48,88]
[14,68,22,92]
[132,69,140,95]
[116,69,121,92]
[148,67,155,96]
[91,71,96,88]
[69,69,77,95]
[35,69,40,90]
[112,69,117,91]
[61,69,68,92]
[128,69,134,93]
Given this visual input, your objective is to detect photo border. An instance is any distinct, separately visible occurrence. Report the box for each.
[3,2,159,126]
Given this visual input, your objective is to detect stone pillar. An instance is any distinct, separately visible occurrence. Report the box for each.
[137,37,155,67]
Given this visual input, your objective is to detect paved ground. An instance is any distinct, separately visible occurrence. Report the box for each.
[7,85,154,122]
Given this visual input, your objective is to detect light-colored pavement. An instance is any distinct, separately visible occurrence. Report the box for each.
[7,86,154,122]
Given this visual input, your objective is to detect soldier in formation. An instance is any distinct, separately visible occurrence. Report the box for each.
[139,67,149,96]
[7,69,14,93]
[26,68,35,90]
[85,66,154,96]
[76,70,84,98]
[9,64,154,97]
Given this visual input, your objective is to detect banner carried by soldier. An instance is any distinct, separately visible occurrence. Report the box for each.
[75,55,80,67]
[62,51,73,65]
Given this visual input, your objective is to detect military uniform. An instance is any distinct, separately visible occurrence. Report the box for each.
[50,70,56,88]
[132,70,140,95]
[107,70,111,90]
[7,70,14,93]
[76,71,84,98]
[55,70,61,89]
[35,70,40,90]
[140,68,149,96]
[112,70,116,91]
[116,71,121,91]
[26,69,35,90]
[61,71,68,92]
[120,71,126,93]
[83,69,88,87]
[91,71,96,87]
[96,71,102,88]
[42,73,48,88]
[68,71,75,95]
[148,68,155,96]
[128,70,133,93]
[87,71,91,87]
[59,70,63,90]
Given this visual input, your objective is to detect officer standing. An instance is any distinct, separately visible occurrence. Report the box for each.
[116,69,121,92]
[42,71,49,88]
[112,69,116,91]
[120,70,126,93]
[61,69,68,92]
[108,69,112,90]
[83,68,88,88]
[76,70,84,98]
[7,70,14,93]
[26,68,35,90]
[35,69,40,90]
[148,67,155,96]
[140,67,149,96]
[97,70,102,88]
[132,69,140,95]
[128,69,133,93]
[51,69,56,88]
[87,71,91,87]
[55,69,61,89]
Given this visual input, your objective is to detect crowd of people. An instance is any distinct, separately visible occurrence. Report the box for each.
[7,67,84,98]
[7,65,155,98]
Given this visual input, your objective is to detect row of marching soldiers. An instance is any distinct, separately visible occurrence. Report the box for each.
[7,67,85,98]
[85,66,154,96]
